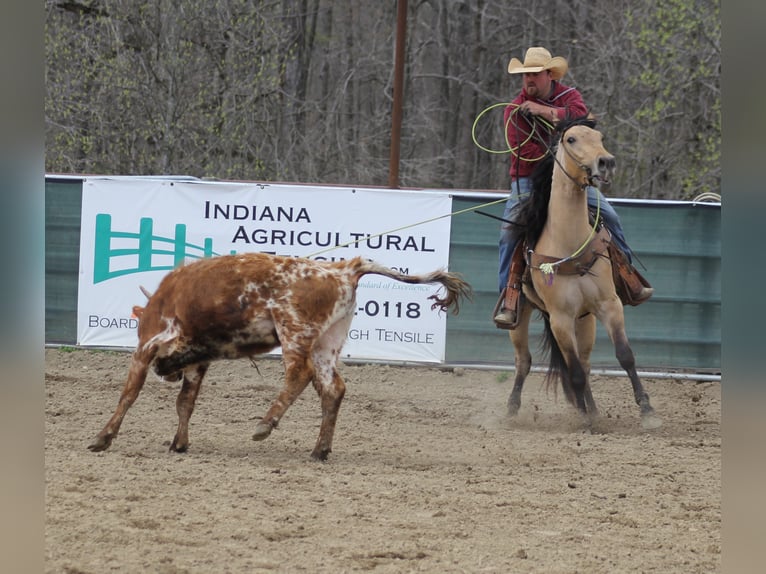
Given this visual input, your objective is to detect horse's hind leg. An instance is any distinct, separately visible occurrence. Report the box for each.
[508,302,533,416]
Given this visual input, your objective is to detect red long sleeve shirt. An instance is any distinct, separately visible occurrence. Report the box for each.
[504,81,588,179]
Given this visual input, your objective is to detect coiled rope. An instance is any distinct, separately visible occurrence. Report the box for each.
[308,102,582,260]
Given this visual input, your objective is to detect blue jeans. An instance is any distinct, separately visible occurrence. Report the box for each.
[497,177,632,292]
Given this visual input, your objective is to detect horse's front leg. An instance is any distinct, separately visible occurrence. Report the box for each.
[575,313,599,416]
[617,337,662,429]
[508,301,533,416]
[600,302,662,429]
[548,315,592,420]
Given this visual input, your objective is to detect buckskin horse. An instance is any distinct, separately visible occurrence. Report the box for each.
[507,118,661,429]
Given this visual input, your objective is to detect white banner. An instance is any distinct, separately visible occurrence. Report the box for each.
[77,178,454,362]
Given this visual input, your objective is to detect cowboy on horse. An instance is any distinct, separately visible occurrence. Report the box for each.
[494,46,652,330]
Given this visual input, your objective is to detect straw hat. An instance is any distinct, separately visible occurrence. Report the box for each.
[507,47,568,80]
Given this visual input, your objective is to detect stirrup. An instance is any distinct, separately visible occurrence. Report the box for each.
[632,286,654,303]
[492,289,519,330]
[608,244,654,307]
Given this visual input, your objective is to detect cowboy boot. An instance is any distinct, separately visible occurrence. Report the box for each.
[494,243,526,328]
[608,244,654,306]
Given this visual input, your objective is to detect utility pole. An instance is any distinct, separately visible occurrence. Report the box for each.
[388,0,407,189]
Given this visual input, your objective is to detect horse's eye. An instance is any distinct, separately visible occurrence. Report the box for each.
[566,136,576,144]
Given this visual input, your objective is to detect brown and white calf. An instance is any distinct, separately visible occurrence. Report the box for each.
[88,253,471,460]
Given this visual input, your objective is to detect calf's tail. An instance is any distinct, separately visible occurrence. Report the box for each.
[357,260,473,315]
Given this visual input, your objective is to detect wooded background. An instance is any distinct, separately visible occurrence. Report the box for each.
[45,0,720,199]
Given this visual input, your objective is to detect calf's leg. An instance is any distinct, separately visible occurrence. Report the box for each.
[169,363,209,452]
[252,351,314,442]
[88,344,156,451]
[310,361,346,461]
[306,319,352,460]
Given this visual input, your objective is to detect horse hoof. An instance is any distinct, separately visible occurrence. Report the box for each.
[507,396,521,417]
[252,422,273,441]
[169,439,188,453]
[641,414,663,430]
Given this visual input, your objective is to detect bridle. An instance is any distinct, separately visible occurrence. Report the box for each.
[505,110,600,191]
[550,124,602,190]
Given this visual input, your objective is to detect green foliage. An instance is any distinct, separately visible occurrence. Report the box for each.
[45,0,293,179]
[44,0,721,198]
[627,0,720,198]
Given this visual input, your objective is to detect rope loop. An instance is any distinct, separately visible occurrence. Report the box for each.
[471,102,555,161]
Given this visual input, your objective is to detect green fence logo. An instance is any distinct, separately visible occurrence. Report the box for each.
[93,214,220,283]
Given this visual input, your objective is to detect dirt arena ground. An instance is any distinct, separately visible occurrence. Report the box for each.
[45,348,720,573]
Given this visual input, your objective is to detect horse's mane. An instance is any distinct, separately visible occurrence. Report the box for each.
[511,115,598,249]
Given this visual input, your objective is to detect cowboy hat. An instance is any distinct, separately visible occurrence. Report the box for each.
[507,47,568,80]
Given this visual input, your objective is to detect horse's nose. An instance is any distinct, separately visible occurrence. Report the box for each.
[599,155,616,172]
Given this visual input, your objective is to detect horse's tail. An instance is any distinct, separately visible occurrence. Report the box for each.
[541,316,578,406]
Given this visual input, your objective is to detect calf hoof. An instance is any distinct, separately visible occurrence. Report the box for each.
[252,421,273,441]
[310,448,330,461]
[87,435,112,452]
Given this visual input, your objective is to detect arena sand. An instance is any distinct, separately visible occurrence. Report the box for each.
[45,348,720,573]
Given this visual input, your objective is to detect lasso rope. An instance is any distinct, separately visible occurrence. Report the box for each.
[306,196,508,258]
[471,102,555,161]
[308,102,584,261]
